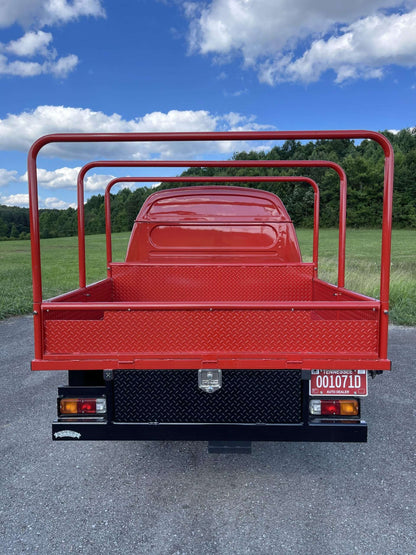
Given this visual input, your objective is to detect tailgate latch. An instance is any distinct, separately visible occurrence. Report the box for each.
[198,369,222,393]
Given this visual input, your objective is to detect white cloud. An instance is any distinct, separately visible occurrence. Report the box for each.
[0,1,45,28]
[41,0,105,26]
[265,10,416,84]
[20,165,166,194]
[43,196,76,209]
[4,30,53,57]
[184,1,416,83]
[84,173,116,192]
[0,30,78,79]
[27,166,79,188]
[48,54,78,77]
[0,55,41,77]
[136,109,218,133]
[0,105,271,159]
[187,0,402,58]
[0,0,105,28]
[0,169,18,187]
[20,166,116,192]
[221,112,270,131]
[0,192,76,209]
[0,2,104,79]
[0,193,30,207]
[0,53,78,77]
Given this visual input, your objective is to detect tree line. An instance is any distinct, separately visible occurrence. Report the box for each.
[1,128,415,240]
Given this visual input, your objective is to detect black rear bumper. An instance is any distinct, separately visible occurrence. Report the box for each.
[52,420,367,442]
[53,370,367,443]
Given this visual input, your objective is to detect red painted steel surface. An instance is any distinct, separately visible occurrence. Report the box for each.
[140,186,292,221]
[40,265,381,369]
[110,264,315,302]
[27,131,394,370]
[104,177,320,270]
[151,224,278,248]
[126,187,302,264]
[43,309,379,358]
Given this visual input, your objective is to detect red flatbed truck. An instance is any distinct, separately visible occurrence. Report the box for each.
[28,131,394,451]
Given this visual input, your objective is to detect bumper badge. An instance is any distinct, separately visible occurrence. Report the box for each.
[198,369,222,393]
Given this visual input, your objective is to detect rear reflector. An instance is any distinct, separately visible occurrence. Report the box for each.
[309,399,359,416]
[60,398,107,415]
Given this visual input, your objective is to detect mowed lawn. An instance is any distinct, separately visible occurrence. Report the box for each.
[0,228,415,325]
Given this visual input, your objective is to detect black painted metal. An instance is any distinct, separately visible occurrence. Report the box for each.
[54,370,367,443]
[58,385,106,398]
[301,380,310,427]
[113,369,302,424]
[68,370,104,386]
[52,421,367,442]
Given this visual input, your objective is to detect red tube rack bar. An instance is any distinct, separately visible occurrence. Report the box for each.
[77,159,346,290]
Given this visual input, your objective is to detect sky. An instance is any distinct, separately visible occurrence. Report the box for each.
[0,0,415,209]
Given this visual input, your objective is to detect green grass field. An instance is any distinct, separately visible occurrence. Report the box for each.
[1,228,415,325]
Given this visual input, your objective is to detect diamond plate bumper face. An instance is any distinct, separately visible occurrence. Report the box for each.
[112,370,303,424]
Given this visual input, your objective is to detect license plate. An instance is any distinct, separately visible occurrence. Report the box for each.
[310,370,367,396]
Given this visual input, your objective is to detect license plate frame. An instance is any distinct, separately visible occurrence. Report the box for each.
[310,370,368,397]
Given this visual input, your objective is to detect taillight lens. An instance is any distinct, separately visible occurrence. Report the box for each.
[309,399,359,416]
[60,398,106,415]
[78,400,96,414]
[338,400,360,415]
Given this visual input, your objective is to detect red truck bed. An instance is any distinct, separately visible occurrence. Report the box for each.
[29,131,393,375]
[37,263,385,371]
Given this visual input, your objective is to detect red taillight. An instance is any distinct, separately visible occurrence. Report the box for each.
[78,400,96,414]
[321,401,338,415]
[309,399,359,416]
[59,398,106,415]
